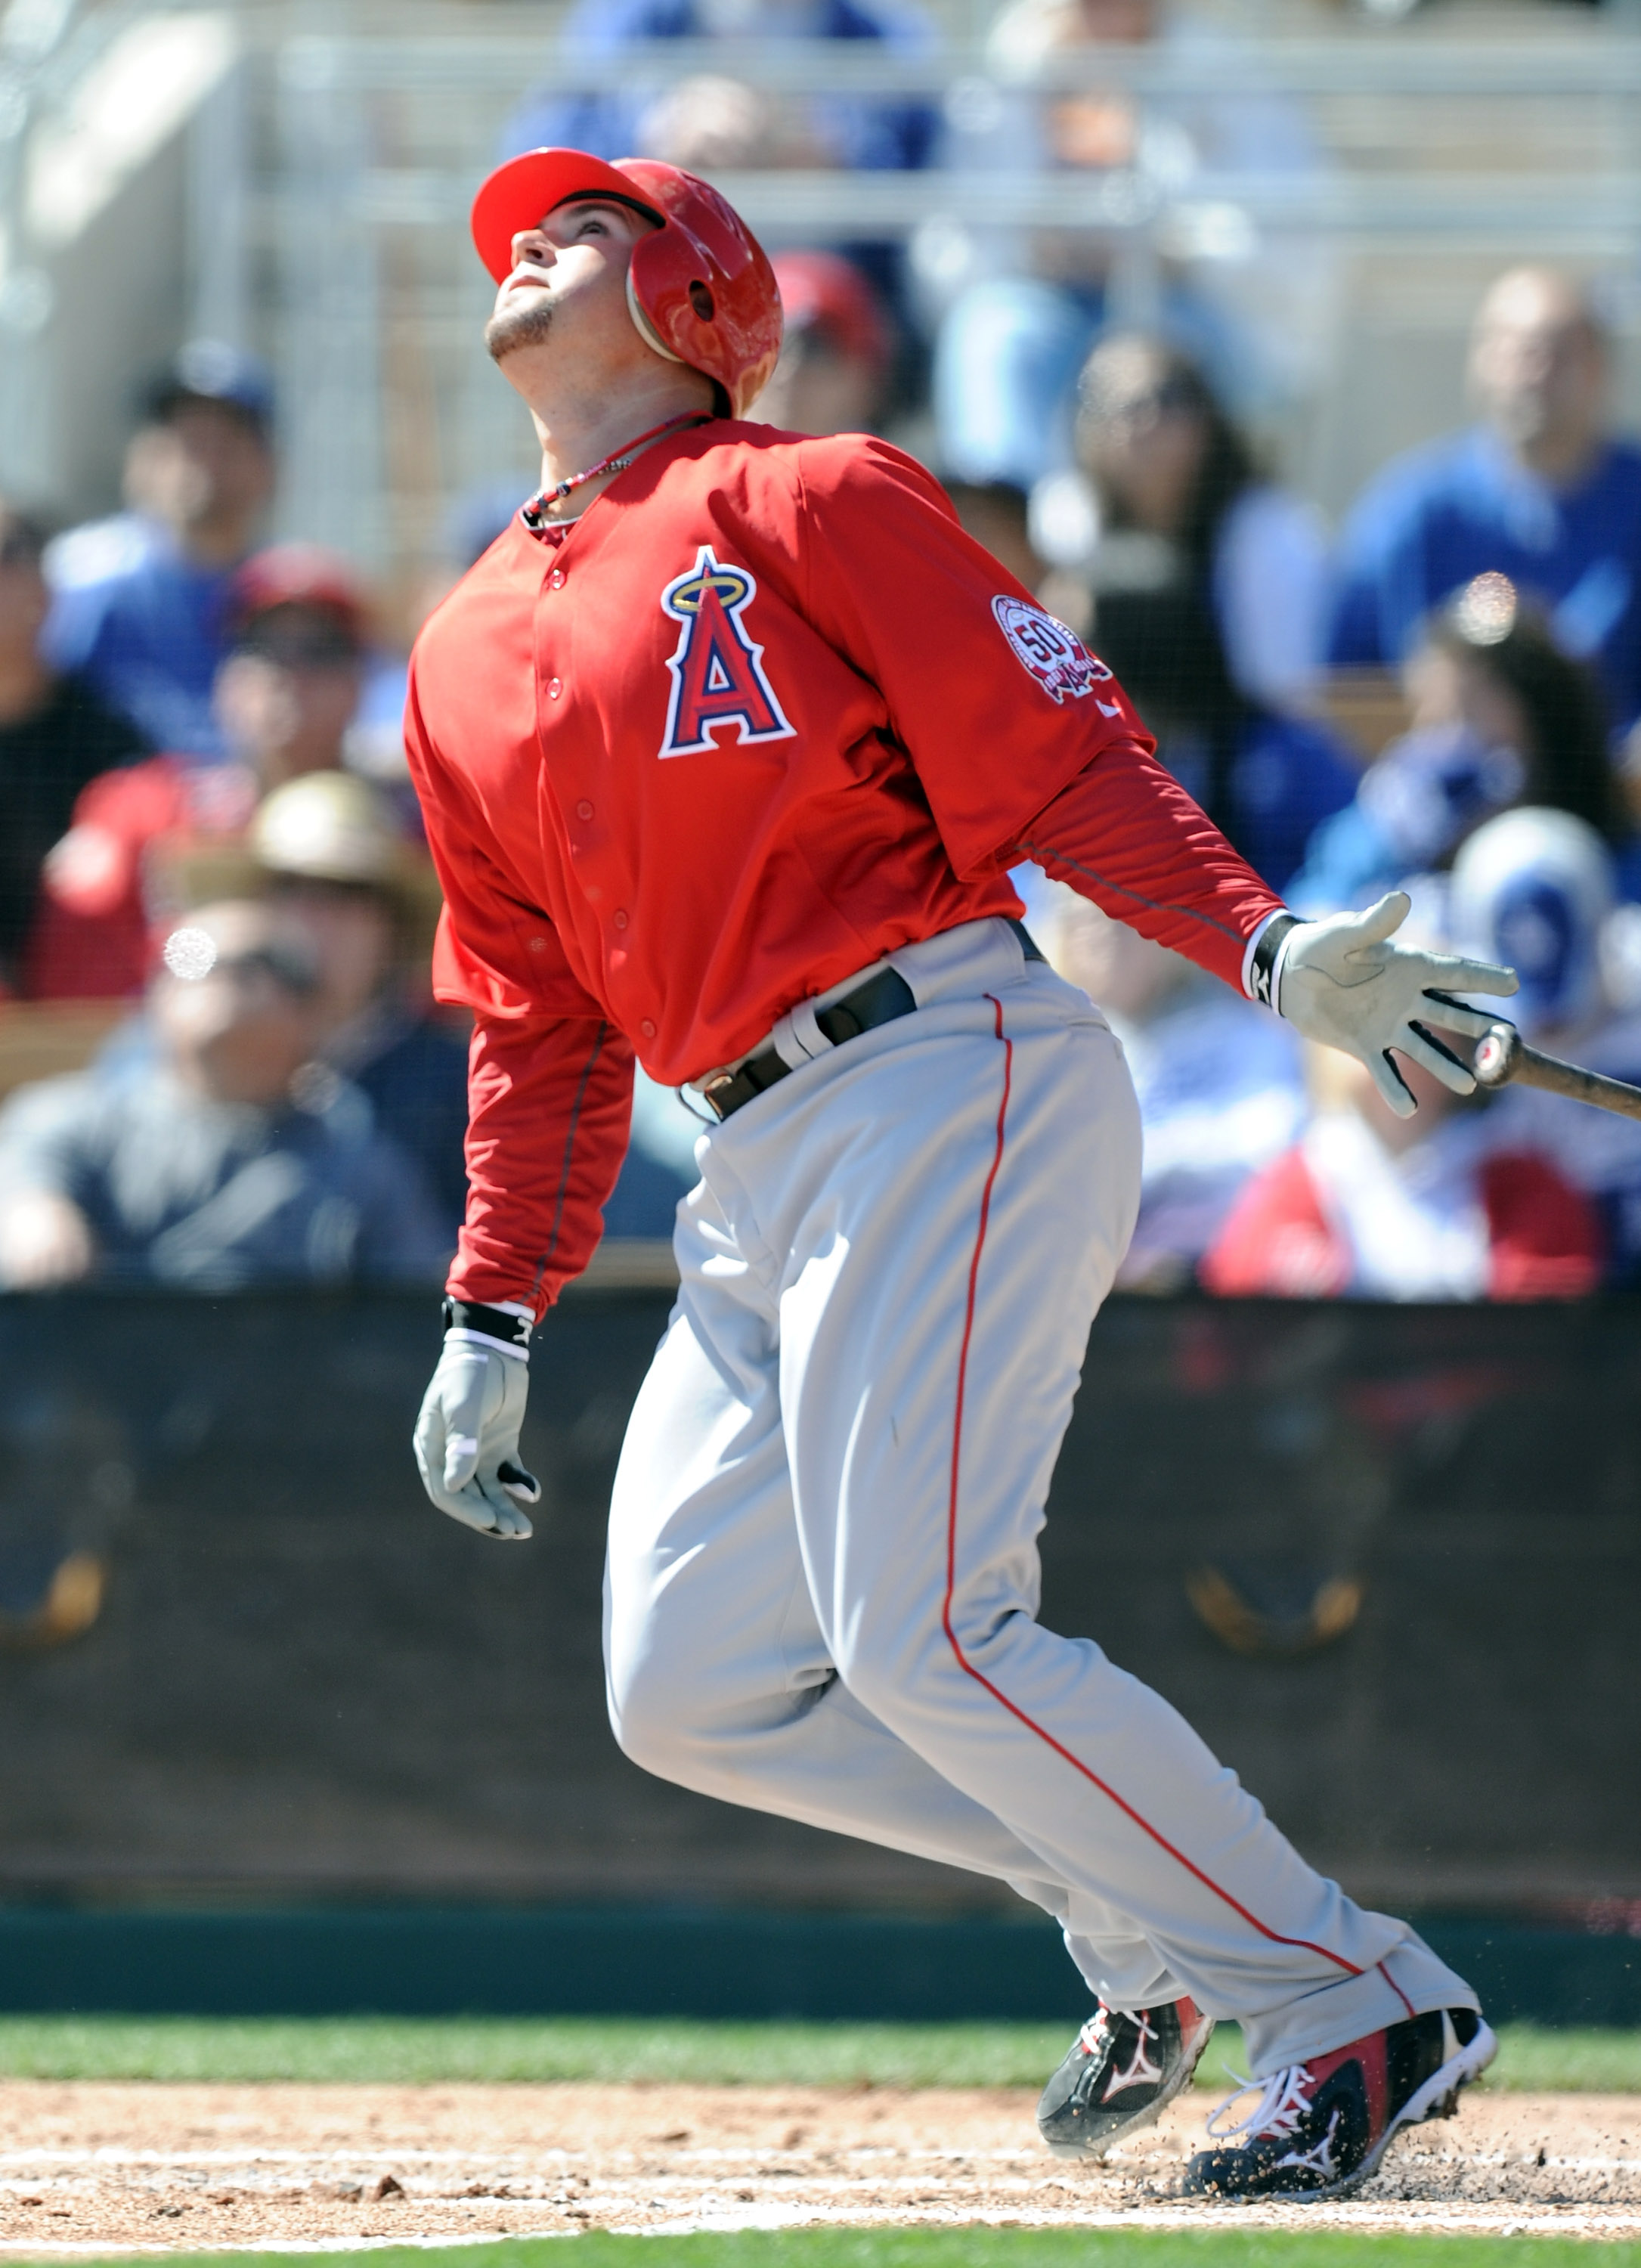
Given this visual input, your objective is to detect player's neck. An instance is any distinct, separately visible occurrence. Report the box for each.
[529,374,717,519]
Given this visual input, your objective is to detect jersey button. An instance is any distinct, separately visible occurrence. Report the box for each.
[576,800,593,821]
[613,909,629,931]
[640,1018,656,1039]
[547,676,562,699]
[548,569,565,589]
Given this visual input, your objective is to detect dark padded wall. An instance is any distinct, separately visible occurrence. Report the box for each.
[0,1289,1635,1912]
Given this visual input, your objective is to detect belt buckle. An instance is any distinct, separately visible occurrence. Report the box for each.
[700,1070,737,1121]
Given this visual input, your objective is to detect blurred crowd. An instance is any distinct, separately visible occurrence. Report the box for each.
[0,0,1639,1304]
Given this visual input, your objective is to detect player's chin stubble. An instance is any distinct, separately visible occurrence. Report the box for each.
[485,296,554,364]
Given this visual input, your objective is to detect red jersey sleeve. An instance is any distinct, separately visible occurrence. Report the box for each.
[1016,738,1284,992]
[404,667,635,1315]
[791,438,1283,982]
[794,438,1144,878]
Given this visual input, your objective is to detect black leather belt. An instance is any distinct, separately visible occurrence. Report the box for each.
[699,920,1044,1123]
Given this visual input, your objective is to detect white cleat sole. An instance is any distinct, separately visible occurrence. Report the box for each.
[1295,2016,1500,2204]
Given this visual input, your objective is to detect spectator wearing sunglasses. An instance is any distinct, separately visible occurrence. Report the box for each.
[0,505,150,998]
[0,897,450,1290]
[24,545,386,999]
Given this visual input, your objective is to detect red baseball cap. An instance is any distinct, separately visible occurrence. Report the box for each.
[471,150,664,284]
[771,251,893,376]
[228,544,369,649]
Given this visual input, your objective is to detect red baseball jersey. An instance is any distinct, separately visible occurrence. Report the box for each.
[406,422,1281,1313]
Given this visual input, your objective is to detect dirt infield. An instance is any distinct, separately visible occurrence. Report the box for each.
[0,2081,1636,2251]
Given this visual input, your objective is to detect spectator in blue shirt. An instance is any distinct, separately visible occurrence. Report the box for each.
[1328,268,1641,736]
[506,0,940,180]
[42,342,277,760]
[501,0,940,324]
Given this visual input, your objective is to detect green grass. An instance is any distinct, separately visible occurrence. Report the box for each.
[50,2234,1641,2268]
[0,2015,1634,2093]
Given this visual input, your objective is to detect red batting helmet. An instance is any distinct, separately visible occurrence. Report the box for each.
[470,148,782,420]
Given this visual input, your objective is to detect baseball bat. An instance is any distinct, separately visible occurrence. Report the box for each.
[1469,1019,1641,1124]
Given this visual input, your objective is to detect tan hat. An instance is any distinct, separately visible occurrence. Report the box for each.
[161,771,443,950]
[254,771,413,885]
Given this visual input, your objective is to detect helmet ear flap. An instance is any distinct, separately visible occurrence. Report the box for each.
[618,160,782,417]
[624,263,684,366]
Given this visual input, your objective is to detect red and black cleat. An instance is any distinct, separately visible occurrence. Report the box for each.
[1184,2006,1497,2200]
[1037,1996,1216,2160]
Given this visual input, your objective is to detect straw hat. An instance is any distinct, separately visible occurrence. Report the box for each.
[161,771,443,953]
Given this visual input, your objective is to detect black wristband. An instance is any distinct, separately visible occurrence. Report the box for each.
[441,1297,533,1351]
[1250,912,1302,1011]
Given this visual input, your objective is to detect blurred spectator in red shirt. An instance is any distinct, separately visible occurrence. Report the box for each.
[25,545,370,999]
[1202,1034,1602,1303]
[0,504,149,996]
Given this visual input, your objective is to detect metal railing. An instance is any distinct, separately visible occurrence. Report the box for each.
[2,5,1639,564]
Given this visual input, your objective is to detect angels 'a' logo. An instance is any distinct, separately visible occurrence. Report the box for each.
[992,593,1114,706]
[658,545,796,759]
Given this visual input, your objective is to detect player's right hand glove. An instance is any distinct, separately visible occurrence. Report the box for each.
[1268,891,1518,1120]
[413,1300,540,1541]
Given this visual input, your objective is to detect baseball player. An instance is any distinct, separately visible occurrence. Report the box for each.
[410,149,1514,2200]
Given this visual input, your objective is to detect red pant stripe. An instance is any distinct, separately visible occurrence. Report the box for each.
[940,993,1364,1987]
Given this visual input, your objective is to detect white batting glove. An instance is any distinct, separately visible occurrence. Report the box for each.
[1268,891,1519,1120]
[413,1304,540,1541]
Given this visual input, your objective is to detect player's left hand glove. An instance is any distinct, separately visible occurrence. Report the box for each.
[413,1301,540,1541]
[1266,891,1518,1120]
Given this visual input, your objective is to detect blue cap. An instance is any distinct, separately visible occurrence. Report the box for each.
[143,339,275,436]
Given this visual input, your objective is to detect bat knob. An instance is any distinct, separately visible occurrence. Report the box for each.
[1472,1021,1520,1088]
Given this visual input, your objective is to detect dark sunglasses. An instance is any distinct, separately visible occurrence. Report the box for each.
[216,944,320,996]
[1083,373,1201,424]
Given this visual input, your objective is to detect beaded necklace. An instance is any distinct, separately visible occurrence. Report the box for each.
[522,411,711,529]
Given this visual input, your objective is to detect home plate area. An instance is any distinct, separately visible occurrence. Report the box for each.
[0,2082,1636,2250]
